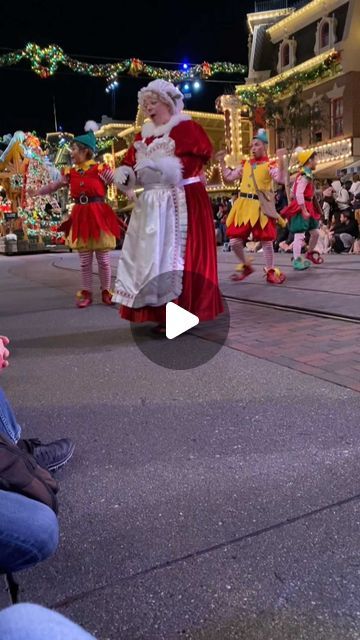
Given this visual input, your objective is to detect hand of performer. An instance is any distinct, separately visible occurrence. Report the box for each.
[0,336,10,370]
[276,148,287,158]
[126,190,137,202]
[27,189,38,198]
[301,205,310,219]
[134,158,158,173]
[114,166,131,186]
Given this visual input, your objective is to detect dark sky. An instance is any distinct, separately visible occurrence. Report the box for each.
[0,0,254,135]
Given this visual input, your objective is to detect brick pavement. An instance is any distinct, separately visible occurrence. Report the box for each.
[196,252,359,392]
[196,301,360,393]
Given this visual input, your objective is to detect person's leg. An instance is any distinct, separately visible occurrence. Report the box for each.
[0,492,58,573]
[305,225,324,263]
[0,604,95,640]
[292,233,304,260]
[0,386,74,472]
[292,232,311,270]
[79,250,93,291]
[339,232,355,251]
[229,237,247,263]
[0,388,21,444]
[308,228,320,253]
[262,240,286,283]
[229,237,254,281]
[261,240,274,269]
[95,250,113,305]
[77,251,93,307]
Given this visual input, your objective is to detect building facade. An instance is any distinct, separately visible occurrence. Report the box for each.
[220,0,360,178]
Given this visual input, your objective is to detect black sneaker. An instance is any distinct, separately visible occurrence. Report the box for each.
[17,437,75,472]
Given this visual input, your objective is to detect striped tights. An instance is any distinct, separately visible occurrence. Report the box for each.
[79,250,111,292]
[230,238,274,269]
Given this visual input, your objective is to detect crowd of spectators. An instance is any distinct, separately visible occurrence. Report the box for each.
[211,172,360,256]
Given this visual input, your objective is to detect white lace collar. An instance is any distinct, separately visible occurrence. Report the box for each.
[141,113,191,138]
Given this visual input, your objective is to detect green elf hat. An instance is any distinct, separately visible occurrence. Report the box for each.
[253,128,269,145]
[73,120,99,153]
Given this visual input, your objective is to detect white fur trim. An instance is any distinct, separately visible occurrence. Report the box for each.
[84,120,99,132]
[114,166,136,192]
[141,113,191,139]
[154,156,183,186]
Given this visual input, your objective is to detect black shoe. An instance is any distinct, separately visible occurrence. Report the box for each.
[18,437,75,472]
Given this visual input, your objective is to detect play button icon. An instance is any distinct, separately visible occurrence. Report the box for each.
[166,302,199,339]
[129,270,230,370]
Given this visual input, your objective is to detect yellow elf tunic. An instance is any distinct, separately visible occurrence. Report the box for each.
[227,159,274,232]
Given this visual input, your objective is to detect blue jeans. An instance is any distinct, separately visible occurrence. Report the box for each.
[0,388,21,444]
[0,387,59,573]
[0,604,95,640]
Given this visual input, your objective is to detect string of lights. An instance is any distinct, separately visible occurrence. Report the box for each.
[0,43,247,89]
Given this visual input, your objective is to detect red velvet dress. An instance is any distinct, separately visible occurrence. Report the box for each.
[120,120,223,322]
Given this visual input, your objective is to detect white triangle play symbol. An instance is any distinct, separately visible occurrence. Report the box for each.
[166,302,199,340]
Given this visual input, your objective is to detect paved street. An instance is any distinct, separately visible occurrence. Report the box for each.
[0,250,359,639]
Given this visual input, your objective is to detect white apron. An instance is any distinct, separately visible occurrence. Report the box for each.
[112,136,188,308]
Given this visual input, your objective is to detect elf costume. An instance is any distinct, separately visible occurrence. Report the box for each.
[282,148,323,270]
[37,125,121,307]
[221,129,286,284]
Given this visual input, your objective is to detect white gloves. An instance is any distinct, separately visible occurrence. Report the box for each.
[134,158,159,173]
[114,166,136,188]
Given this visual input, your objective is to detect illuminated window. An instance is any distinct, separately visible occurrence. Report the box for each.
[331,98,343,138]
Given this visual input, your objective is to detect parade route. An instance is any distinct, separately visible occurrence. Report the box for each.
[0,251,359,639]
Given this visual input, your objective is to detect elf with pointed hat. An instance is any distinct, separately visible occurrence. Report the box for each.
[32,121,121,308]
[219,129,287,285]
[281,147,323,270]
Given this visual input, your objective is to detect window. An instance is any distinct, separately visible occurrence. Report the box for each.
[309,101,324,144]
[282,44,290,68]
[277,39,297,73]
[315,17,337,55]
[331,98,343,138]
[321,21,330,48]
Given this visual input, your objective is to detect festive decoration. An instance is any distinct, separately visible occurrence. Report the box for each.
[236,51,341,102]
[129,58,144,77]
[20,153,63,243]
[201,62,212,78]
[0,43,247,85]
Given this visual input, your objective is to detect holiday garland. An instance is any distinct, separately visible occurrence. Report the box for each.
[236,51,341,102]
[0,43,247,83]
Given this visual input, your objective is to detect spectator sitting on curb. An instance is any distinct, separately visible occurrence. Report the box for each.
[0,336,74,576]
[330,210,359,253]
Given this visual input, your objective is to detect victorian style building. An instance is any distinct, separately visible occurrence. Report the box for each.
[220,0,360,178]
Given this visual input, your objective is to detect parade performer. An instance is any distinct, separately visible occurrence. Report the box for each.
[219,130,287,284]
[113,79,223,332]
[32,123,121,308]
[281,148,323,270]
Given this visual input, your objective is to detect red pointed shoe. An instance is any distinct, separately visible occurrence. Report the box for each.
[305,251,324,265]
[101,290,115,306]
[264,267,286,285]
[230,263,255,282]
[76,290,92,308]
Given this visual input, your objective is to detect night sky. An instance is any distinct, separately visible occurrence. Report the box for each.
[0,0,254,135]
